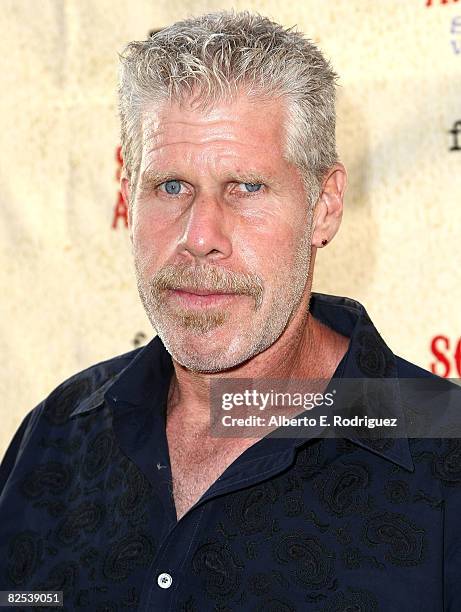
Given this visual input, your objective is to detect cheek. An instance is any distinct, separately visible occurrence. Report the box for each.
[131,226,165,282]
[234,218,300,277]
[131,204,175,263]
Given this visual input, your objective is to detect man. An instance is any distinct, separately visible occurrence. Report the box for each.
[0,10,460,611]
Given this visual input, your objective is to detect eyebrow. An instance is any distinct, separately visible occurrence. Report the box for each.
[229,171,273,185]
[138,170,180,191]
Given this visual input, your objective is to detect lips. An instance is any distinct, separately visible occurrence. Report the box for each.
[167,287,238,307]
[173,288,234,296]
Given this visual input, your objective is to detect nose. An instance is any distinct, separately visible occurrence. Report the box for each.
[176,193,233,262]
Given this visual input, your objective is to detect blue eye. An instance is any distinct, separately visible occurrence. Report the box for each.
[242,183,262,193]
[162,180,182,195]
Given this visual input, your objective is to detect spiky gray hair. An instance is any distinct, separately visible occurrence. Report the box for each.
[118,10,338,207]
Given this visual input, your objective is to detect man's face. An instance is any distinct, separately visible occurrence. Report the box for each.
[126,94,315,372]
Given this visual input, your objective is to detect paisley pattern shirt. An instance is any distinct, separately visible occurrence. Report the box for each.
[0,293,460,611]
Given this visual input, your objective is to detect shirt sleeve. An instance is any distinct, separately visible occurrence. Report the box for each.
[0,409,35,495]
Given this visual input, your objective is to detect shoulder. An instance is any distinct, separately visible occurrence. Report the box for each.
[4,346,143,456]
[394,353,460,403]
[0,346,145,494]
[395,354,460,404]
[41,346,145,425]
[395,354,441,379]
[392,355,461,486]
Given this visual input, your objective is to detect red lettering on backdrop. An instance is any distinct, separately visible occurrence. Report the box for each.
[115,146,123,182]
[455,339,461,377]
[430,335,461,377]
[430,335,451,377]
[112,146,128,229]
[112,191,128,229]
[426,0,459,6]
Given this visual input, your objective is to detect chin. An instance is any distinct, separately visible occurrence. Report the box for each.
[167,344,244,373]
[159,329,257,373]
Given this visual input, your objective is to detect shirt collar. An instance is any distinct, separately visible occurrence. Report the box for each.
[69,292,414,472]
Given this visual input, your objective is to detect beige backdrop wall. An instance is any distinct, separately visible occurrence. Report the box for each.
[1,0,460,459]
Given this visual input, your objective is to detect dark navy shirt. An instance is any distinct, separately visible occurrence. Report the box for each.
[1,293,461,611]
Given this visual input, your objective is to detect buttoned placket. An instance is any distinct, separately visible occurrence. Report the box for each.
[137,442,303,611]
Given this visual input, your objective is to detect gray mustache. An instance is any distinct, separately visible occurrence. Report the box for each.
[150,263,264,309]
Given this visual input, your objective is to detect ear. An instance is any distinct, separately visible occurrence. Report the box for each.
[311,163,347,248]
[120,175,133,242]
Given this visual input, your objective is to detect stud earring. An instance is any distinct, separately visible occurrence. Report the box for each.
[321,239,328,246]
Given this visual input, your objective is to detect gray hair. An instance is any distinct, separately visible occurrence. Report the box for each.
[118,10,338,207]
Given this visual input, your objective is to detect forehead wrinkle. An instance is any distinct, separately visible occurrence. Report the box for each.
[144,133,241,150]
[140,138,264,177]
[150,117,241,128]
[142,118,249,148]
[143,138,242,154]
[141,138,279,179]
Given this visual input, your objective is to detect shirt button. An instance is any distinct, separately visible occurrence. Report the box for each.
[157,572,173,589]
